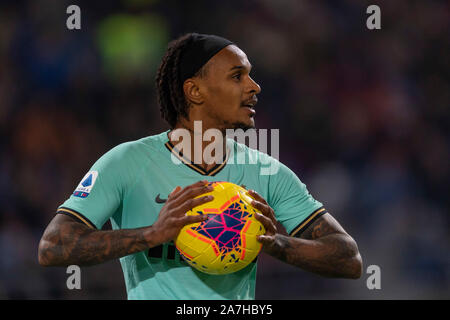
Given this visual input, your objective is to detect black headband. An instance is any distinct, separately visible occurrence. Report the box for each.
[179,33,234,82]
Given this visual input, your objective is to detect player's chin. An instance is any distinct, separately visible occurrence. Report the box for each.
[231,118,255,131]
[246,117,256,129]
[232,109,256,130]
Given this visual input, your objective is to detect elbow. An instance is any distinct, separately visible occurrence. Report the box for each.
[38,237,58,267]
[341,235,363,279]
[346,238,363,279]
[38,255,50,267]
[37,239,50,266]
[347,253,363,279]
[38,214,77,267]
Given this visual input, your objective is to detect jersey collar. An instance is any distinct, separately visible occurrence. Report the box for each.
[164,137,229,176]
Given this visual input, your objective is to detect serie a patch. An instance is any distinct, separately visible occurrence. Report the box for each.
[73,171,98,198]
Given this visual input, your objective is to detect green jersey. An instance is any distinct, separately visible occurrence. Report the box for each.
[58,130,325,299]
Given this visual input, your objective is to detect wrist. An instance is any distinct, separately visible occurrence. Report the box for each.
[143,226,164,248]
[261,233,283,255]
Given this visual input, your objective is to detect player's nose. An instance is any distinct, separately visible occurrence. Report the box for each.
[247,76,261,95]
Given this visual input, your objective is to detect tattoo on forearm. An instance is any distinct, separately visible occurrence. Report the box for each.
[267,233,361,278]
[39,215,150,266]
[264,214,362,278]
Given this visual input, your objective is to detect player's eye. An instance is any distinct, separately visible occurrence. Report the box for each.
[232,73,241,81]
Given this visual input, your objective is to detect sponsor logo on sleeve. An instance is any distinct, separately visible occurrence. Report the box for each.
[73,171,98,198]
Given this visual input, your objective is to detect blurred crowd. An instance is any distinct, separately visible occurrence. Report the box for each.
[0,0,448,299]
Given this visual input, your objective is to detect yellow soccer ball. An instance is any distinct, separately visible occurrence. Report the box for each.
[175,181,265,275]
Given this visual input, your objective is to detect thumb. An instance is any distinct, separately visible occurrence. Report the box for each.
[257,234,275,244]
[169,186,182,198]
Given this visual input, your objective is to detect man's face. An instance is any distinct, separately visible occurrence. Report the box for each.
[191,45,261,131]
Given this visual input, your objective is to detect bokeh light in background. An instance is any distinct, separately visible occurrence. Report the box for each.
[0,0,448,299]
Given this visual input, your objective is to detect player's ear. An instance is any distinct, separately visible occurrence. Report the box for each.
[183,79,204,105]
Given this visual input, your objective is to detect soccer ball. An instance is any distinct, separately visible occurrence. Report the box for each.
[175,181,265,275]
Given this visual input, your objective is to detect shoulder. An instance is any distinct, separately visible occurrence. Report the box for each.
[94,132,167,167]
[226,137,285,176]
[227,137,277,163]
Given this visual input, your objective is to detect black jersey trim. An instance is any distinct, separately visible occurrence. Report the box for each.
[164,141,229,177]
[57,207,97,230]
[289,207,327,238]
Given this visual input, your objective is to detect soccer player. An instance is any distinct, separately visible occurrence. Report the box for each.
[38,33,362,299]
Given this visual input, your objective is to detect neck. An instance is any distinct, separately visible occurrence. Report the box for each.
[168,121,228,171]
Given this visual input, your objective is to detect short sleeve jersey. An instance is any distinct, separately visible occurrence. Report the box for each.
[58,131,325,299]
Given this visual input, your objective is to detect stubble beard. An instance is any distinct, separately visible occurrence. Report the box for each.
[210,111,255,134]
[231,121,255,131]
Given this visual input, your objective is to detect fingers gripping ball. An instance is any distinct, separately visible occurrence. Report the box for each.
[175,182,265,275]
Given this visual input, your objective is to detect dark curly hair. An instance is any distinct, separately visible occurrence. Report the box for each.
[155,33,209,128]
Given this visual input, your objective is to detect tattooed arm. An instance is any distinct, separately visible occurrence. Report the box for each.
[38,181,213,267]
[249,190,362,279]
[38,214,155,266]
[263,214,362,279]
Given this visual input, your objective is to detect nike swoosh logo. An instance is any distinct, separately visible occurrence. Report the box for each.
[155,194,167,204]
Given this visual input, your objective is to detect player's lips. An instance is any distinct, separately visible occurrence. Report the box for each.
[241,97,257,116]
[242,97,258,108]
[242,106,256,116]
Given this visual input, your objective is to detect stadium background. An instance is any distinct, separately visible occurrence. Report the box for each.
[0,0,448,299]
